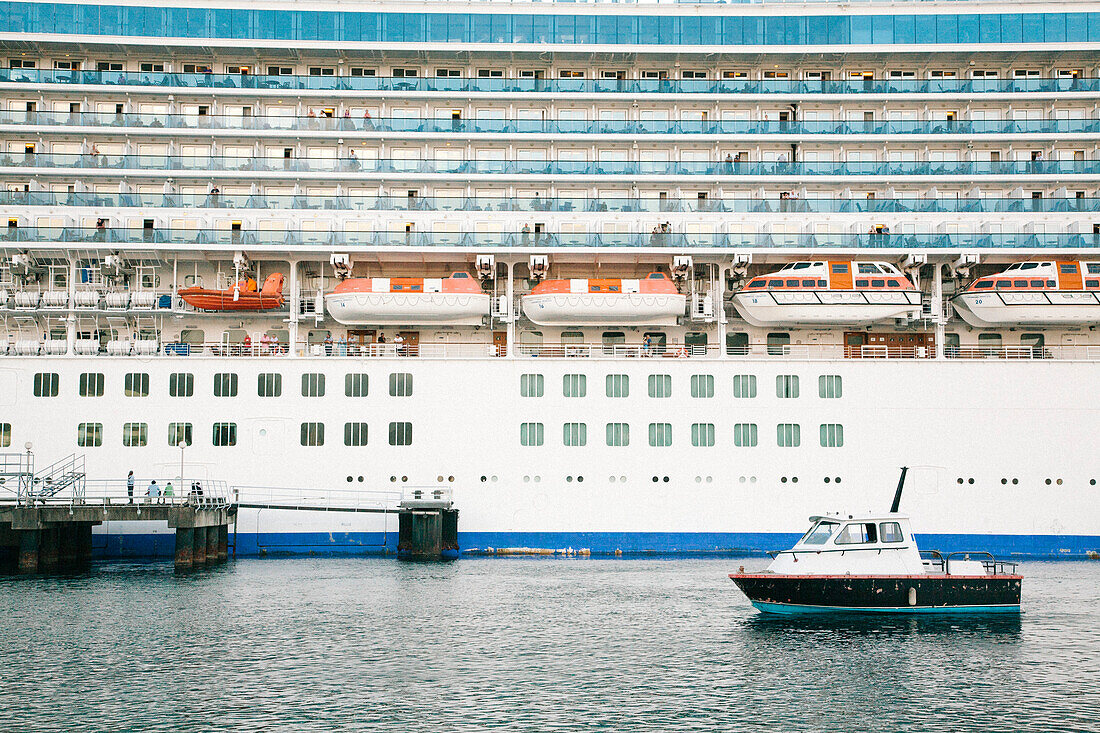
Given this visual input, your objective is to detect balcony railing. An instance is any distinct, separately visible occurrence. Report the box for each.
[1,226,1096,249]
[1,153,1095,177]
[3,191,1098,214]
[1,68,1096,96]
[4,109,1100,137]
[2,191,1098,215]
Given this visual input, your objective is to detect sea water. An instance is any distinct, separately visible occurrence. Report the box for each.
[1,558,1097,731]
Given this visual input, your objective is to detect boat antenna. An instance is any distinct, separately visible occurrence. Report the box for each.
[890,466,908,513]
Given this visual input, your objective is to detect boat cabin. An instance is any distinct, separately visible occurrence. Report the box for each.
[766,513,926,576]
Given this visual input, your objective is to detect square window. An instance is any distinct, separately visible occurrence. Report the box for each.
[345,373,369,397]
[300,422,325,446]
[389,421,413,446]
[520,373,544,397]
[214,373,238,397]
[520,422,545,446]
[563,374,587,398]
[605,374,629,398]
[819,374,842,398]
[648,374,672,398]
[389,372,413,397]
[302,373,326,397]
[77,422,102,447]
[690,374,714,398]
[212,422,237,446]
[79,372,104,397]
[0,423,10,447]
[258,373,283,397]
[344,422,369,446]
[169,372,194,397]
[734,423,758,447]
[124,373,150,397]
[168,422,192,447]
[123,422,148,447]
[777,423,801,447]
[648,422,673,447]
[776,375,799,398]
[563,422,587,447]
[820,423,844,447]
[34,372,59,397]
[733,375,757,398]
[691,423,715,447]
[605,422,630,447]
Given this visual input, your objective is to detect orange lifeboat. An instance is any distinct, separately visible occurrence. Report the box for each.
[326,272,490,325]
[179,273,286,311]
[952,260,1100,326]
[522,272,685,325]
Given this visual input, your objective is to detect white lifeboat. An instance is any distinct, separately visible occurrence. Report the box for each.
[951,260,1100,327]
[521,273,685,326]
[732,260,922,327]
[326,272,490,325]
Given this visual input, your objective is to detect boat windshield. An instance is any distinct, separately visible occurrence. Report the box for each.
[799,520,840,546]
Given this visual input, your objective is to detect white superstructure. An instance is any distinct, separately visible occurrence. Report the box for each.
[1,0,1099,557]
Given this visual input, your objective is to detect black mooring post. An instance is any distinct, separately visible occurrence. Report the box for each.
[890,466,909,513]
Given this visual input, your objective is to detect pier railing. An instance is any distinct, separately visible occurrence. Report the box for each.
[2,477,233,508]
[233,484,403,513]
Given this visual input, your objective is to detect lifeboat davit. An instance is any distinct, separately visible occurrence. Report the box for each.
[732,261,922,327]
[326,272,490,325]
[179,273,285,311]
[951,260,1100,326]
[521,273,686,325]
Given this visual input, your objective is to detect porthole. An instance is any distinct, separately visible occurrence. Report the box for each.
[390,476,396,483]
[750,476,757,484]
[258,429,267,437]
[401,476,408,483]
[620,475,626,483]
[534,476,541,483]
[652,476,659,483]
[824,477,831,483]
[346,476,353,483]
[577,476,584,483]
[1001,478,1007,485]
[448,476,455,483]
[491,475,498,482]
[437,475,444,482]
[835,477,841,484]
[739,476,746,483]
[523,475,530,483]
[968,478,974,485]
[1012,478,1018,485]
[1045,478,1052,485]
[566,476,573,483]
[1091,479,1097,486]
[662,476,669,483]
[609,476,616,483]
[957,478,964,485]
[695,476,702,483]
[781,477,788,484]
[480,476,487,483]
[706,476,713,484]
[792,477,798,484]
[1056,478,1063,485]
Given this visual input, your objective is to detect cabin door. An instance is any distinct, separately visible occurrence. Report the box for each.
[493,330,507,357]
[398,330,419,356]
[347,329,375,356]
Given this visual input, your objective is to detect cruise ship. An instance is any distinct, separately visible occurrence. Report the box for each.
[1,0,1098,559]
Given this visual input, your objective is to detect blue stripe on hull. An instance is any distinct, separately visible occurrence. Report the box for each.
[90,529,1100,560]
[751,601,1022,615]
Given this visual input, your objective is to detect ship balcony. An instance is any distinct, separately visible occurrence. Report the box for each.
[1,226,1099,251]
[3,191,1100,216]
[7,110,1100,139]
[4,154,1100,180]
[3,68,1098,98]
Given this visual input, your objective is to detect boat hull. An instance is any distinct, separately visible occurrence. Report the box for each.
[730,573,1022,614]
[522,293,686,325]
[326,292,491,325]
[952,292,1100,327]
[732,292,922,327]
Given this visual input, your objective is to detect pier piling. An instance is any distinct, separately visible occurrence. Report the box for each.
[192,526,207,566]
[17,528,39,574]
[174,527,194,571]
[217,524,228,562]
[205,525,218,566]
[38,526,60,572]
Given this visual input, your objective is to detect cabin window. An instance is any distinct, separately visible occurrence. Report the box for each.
[995,281,1010,289]
[606,374,629,398]
[767,333,790,356]
[1013,280,1028,288]
[302,373,326,397]
[685,333,708,353]
[34,372,59,397]
[0,423,9,448]
[857,263,881,274]
[389,373,413,397]
[785,279,799,287]
[213,373,238,397]
[562,422,587,447]
[871,279,885,288]
[648,374,672,398]
[605,422,629,447]
[257,373,282,397]
[563,374,587,398]
[79,372,105,397]
[344,423,369,447]
[974,282,994,289]
[520,373,544,397]
[124,373,149,397]
[819,375,842,399]
[820,423,844,447]
[300,422,325,447]
[389,422,413,446]
[801,521,839,545]
[644,332,667,354]
[345,374,369,397]
[1060,264,1078,274]
[978,333,1003,349]
[879,522,904,543]
[1087,279,1100,288]
[746,280,764,289]
[776,375,799,398]
[776,423,801,447]
[648,273,666,279]
[180,328,205,345]
[123,423,148,447]
[648,423,673,448]
[212,422,237,446]
[734,423,758,447]
[1032,280,1048,288]
[169,373,194,397]
[801,279,817,287]
[726,332,749,355]
[520,422,544,447]
[77,422,103,447]
[691,423,715,447]
[733,375,757,398]
[836,522,877,544]
[831,263,849,274]
[768,279,783,287]
[887,279,900,287]
[855,279,869,287]
[602,331,626,353]
[690,375,714,398]
[168,422,192,447]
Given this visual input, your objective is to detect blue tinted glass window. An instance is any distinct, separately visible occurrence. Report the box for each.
[871,15,892,45]
[1022,13,1045,42]
[1090,13,1100,42]
[915,14,937,44]
[978,14,1000,43]
[1067,13,1087,42]
[936,15,958,43]
[786,17,805,45]
[1045,12,1066,43]
[556,15,574,43]
[893,14,914,44]
[764,16,786,45]
[1000,14,1022,43]
[471,13,490,43]
[531,14,552,43]
[427,13,448,42]
[828,16,848,44]
[850,15,871,44]
[721,16,742,44]
[957,13,979,43]
[743,16,762,45]
[638,16,658,44]
[575,15,593,44]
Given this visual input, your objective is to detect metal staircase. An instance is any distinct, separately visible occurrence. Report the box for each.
[30,454,86,500]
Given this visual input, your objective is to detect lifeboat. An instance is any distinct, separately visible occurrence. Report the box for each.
[732,261,922,327]
[951,260,1100,327]
[521,272,686,325]
[179,273,285,311]
[326,272,490,325]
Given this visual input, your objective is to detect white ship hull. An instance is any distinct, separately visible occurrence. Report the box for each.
[732,292,923,327]
[522,293,686,325]
[2,356,1097,559]
[952,292,1100,327]
[326,292,491,325]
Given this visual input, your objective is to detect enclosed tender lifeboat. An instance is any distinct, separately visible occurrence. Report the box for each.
[952,260,1100,327]
[732,261,922,327]
[521,272,686,326]
[326,272,489,325]
[178,273,285,311]
[729,471,1022,615]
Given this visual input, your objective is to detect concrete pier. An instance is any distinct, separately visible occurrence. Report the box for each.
[0,503,235,574]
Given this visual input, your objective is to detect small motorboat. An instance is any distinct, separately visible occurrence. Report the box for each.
[179,273,285,311]
[729,468,1022,614]
[951,260,1100,327]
